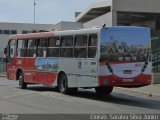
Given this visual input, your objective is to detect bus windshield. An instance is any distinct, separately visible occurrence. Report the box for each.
[100,27,151,62]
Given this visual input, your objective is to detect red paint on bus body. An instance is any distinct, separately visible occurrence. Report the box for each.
[99,74,151,87]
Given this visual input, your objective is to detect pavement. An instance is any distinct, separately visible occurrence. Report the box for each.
[117,84,160,98]
[0,72,6,77]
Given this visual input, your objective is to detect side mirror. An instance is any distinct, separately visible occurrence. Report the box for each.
[4,47,7,55]
[4,47,8,58]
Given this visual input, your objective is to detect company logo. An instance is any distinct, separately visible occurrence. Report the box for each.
[78,61,82,69]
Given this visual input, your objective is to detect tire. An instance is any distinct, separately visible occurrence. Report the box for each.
[95,86,113,95]
[19,72,27,89]
[58,73,69,94]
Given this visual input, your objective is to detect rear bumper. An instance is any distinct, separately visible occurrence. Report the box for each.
[99,74,151,87]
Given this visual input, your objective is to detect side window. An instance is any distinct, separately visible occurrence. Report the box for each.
[17,39,27,57]
[37,38,48,57]
[88,34,97,58]
[27,38,36,57]
[74,35,88,58]
[48,36,60,57]
[60,36,73,58]
[9,39,16,58]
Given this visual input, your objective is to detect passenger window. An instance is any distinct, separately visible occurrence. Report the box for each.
[74,48,87,58]
[48,48,59,57]
[48,37,60,57]
[88,47,97,58]
[60,48,73,57]
[9,40,16,58]
[88,34,97,46]
[48,37,60,47]
[88,34,97,58]
[74,35,88,58]
[37,38,48,47]
[17,39,26,57]
[37,38,48,57]
[27,39,35,57]
[61,36,73,46]
[60,36,73,58]
[75,35,87,46]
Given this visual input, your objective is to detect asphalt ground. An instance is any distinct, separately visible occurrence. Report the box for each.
[0,77,160,120]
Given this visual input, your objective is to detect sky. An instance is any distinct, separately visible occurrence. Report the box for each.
[0,0,106,24]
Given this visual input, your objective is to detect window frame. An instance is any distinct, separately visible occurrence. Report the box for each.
[47,36,60,57]
[36,37,48,57]
[74,34,88,59]
[26,38,36,58]
[17,39,27,58]
[60,35,74,58]
[8,39,16,59]
[88,34,98,59]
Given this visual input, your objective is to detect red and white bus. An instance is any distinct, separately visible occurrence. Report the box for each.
[4,26,152,95]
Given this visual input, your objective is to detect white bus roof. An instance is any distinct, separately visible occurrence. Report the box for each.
[9,26,149,39]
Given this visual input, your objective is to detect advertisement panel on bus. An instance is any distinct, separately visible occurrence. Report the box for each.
[99,27,151,87]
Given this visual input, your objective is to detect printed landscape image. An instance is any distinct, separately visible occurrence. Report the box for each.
[35,58,58,72]
[100,40,150,62]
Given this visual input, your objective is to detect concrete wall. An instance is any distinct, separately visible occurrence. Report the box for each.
[0,35,9,58]
[0,22,53,33]
[83,12,112,28]
[113,0,160,13]
[112,11,117,26]
[54,21,83,31]
[75,0,112,22]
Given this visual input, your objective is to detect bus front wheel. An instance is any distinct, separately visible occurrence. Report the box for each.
[19,72,27,89]
[95,86,113,95]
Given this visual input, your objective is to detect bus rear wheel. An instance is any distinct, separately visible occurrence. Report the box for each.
[19,72,27,89]
[58,73,69,94]
[95,86,113,95]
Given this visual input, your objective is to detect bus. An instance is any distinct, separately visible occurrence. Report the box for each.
[4,26,152,95]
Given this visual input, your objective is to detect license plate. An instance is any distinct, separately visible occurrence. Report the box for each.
[122,79,133,82]
[123,70,132,74]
